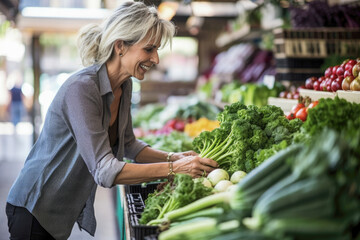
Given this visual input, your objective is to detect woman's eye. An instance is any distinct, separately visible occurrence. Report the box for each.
[145,48,153,52]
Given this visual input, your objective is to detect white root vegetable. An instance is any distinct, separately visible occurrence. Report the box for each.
[214,180,233,192]
[207,169,229,187]
[230,170,247,184]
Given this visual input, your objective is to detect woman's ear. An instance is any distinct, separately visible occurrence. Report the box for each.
[114,40,124,56]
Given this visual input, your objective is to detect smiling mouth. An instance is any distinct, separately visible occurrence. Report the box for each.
[140,64,152,71]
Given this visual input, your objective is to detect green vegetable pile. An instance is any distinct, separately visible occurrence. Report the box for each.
[132,103,165,130]
[221,82,285,107]
[294,96,360,143]
[139,174,212,225]
[192,102,302,174]
[157,127,360,240]
[133,98,221,131]
[139,131,193,153]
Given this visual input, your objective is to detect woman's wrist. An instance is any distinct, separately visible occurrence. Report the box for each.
[166,152,175,162]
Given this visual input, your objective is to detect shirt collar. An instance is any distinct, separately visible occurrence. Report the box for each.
[97,63,131,96]
[97,64,113,96]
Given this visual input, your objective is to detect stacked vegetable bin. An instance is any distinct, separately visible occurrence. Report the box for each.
[273,28,360,83]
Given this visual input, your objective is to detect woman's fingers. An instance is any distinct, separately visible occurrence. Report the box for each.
[199,157,219,168]
[181,151,198,156]
[172,151,198,161]
[173,155,219,178]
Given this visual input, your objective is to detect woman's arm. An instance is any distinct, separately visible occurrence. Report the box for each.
[134,146,169,163]
[135,146,199,163]
[113,154,219,185]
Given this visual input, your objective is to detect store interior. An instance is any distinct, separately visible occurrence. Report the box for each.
[0,0,360,239]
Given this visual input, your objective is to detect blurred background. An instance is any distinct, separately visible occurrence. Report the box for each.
[0,0,359,239]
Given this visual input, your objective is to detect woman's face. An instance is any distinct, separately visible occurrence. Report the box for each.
[121,35,161,80]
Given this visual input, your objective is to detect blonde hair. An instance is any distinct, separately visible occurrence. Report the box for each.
[77,1,176,66]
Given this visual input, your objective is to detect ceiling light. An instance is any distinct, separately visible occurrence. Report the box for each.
[158,2,179,21]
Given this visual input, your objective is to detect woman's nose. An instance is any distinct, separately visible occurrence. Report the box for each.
[151,51,159,65]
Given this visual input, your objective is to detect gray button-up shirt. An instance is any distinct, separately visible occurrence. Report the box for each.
[7,64,148,239]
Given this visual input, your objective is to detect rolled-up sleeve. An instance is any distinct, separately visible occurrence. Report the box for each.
[94,154,126,187]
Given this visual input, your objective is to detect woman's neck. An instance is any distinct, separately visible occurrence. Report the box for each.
[106,59,130,92]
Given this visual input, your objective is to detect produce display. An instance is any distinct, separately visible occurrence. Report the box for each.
[220,82,285,106]
[157,127,360,240]
[125,96,360,240]
[155,97,360,240]
[132,99,221,134]
[126,48,360,239]
[294,96,360,143]
[303,58,360,92]
[192,102,302,174]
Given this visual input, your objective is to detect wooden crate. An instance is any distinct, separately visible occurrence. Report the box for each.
[268,97,298,114]
[299,89,336,101]
[273,28,360,59]
[337,90,360,103]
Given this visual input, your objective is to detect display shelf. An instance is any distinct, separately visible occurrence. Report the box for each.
[299,89,336,101]
[299,89,360,103]
[268,97,298,114]
[140,80,196,105]
[337,90,360,103]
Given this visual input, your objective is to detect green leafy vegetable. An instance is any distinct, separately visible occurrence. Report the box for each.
[139,174,212,225]
[192,102,302,174]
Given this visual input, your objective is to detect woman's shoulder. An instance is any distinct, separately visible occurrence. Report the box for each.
[63,65,100,90]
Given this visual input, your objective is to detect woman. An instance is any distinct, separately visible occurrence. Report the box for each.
[6,2,218,239]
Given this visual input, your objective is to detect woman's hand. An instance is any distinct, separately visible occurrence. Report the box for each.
[172,155,218,178]
[171,150,198,161]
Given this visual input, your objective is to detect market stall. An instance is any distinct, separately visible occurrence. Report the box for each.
[116,1,360,239]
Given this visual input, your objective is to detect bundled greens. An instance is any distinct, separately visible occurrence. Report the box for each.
[192,102,302,174]
[139,174,212,225]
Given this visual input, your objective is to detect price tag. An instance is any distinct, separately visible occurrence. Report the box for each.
[263,75,275,89]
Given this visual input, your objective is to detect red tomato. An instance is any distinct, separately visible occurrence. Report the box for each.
[286,113,295,120]
[295,107,308,121]
[291,103,305,114]
[307,101,319,109]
